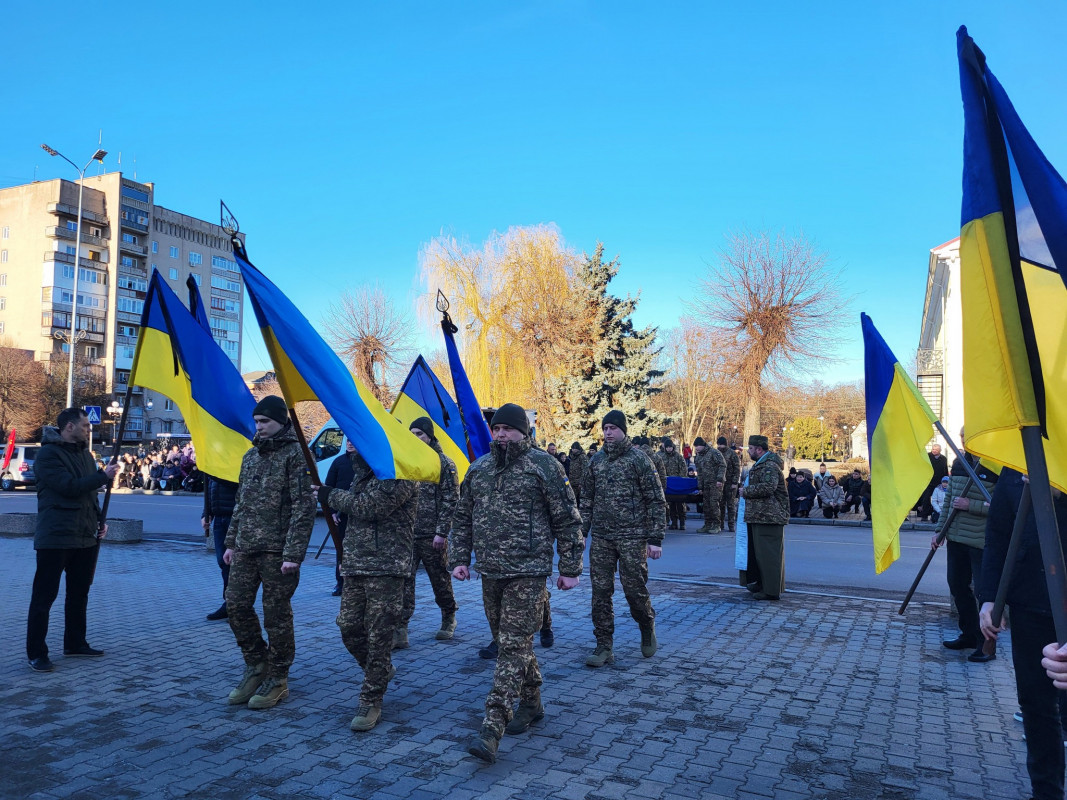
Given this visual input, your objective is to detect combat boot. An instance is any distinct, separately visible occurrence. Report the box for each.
[585,645,614,668]
[468,726,500,763]
[435,612,457,641]
[227,661,267,705]
[350,703,382,731]
[640,623,658,658]
[247,677,289,710]
[506,701,545,734]
[540,626,554,648]
[393,624,410,650]
[695,525,712,533]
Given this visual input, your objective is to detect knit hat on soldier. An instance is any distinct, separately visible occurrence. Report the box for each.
[253,395,288,426]
[748,434,770,450]
[694,436,706,448]
[716,436,728,446]
[409,417,436,441]
[570,442,582,452]
[603,409,627,434]
[490,403,529,434]
[663,438,675,450]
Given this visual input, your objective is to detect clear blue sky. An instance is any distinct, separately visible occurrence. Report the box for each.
[5,2,1066,383]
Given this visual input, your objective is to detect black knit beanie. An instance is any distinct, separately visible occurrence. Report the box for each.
[570,442,582,452]
[716,436,728,446]
[603,409,627,434]
[252,395,288,426]
[694,436,706,447]
[409,417,436,441]
[490,403,529,434]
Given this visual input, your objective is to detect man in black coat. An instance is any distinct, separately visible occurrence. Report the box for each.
[202,475,240,620]
[918,444,949,521]
[322,440,356,596]
[26,408,119,672]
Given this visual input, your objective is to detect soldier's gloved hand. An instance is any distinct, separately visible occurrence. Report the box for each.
[432,535,447,551]
[452,565,470,581]
[557,575,579,590]
[281,561,300,575]
[647,545,662,560]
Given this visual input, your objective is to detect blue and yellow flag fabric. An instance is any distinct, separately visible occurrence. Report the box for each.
[130,271,255,482]
[957,26,1067,491]
[233,241,440,483]
[391,356,472,482]
[440,310,492,460]
[862,313,938,574]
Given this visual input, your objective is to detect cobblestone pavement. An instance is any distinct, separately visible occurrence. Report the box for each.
[1,535,1031,800]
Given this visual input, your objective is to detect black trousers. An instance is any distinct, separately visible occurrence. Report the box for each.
[945,540,983,644]
[26,545,99,660]
[1010,610,1065,800]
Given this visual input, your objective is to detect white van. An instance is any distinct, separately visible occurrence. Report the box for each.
[2,444,40,490]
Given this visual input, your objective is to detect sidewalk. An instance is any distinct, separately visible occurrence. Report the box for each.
[0,535,1031,800]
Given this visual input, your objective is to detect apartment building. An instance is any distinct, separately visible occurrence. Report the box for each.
[0,172,245,444]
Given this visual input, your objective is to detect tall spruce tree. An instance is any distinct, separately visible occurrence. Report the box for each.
[548,243,667,442]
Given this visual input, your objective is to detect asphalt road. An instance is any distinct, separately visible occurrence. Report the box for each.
[0,489,950,605]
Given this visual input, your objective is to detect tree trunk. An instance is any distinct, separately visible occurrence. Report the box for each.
[743,385,761,450]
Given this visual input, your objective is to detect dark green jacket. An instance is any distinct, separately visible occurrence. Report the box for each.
[936,455,997,549]
[450,436,584,580]
[34,426,109,550]
[323,451,418,578]
[743,451,790,526]
[580,437,667,545]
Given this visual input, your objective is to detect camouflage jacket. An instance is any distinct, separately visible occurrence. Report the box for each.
[693,447,726,488]
[225,424,316,563]
[567,449,589,494]
[580,437,667,545]
[743,451,790,526]
[663,451,688,478]
[413,441,459,540]
[720,446,741,488]
[640,445,667,486]
[449,436,584,580]
[323,451,418,578]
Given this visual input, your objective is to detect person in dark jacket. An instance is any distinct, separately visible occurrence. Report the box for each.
[202,474,240,620]
[148,458,164,490]
[787,474,818,517]
[160,459,182,491]
[26,408,120,672]
[918,444,950,521]
[322,440,356,596]
[979,469,1067,800]
[842,470,871,517]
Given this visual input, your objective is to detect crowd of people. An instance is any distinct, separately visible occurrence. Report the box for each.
[785,464,871,520]
[97,442,203,493]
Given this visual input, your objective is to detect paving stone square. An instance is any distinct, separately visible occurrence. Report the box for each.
[0,535,1032,799]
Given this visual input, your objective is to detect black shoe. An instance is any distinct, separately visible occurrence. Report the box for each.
[943,636,978,651]
[745,581,762,594]
[206,604,229,621]
[478,640,498,660]
[63,645,104,657]
[864,515,872,521]
[968,648,996,663]
[468,731,499,764]
[332,583,343,597]
[668,522,677,530]
[540,627,554,648]
[28,656,55,673]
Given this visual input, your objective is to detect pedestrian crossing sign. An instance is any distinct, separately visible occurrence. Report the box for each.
[83,406,102,425]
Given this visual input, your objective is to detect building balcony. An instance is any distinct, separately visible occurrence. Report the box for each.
[119,240,148,256]
[916,348,945,375]
[45,226,106,248]
[46,251,106,270]
[121,217,149,234]
[41,326,105,344]
[47,202,107,225]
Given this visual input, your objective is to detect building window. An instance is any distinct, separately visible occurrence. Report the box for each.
[1,227,8,238]
[61,265,75,279]
[88,250,101,261]
[1,274,8,287]
[65,246,76,255]
[1,250,7,263]
[210,275,241,293]
[164,399,175,411]
[117,297,144,314]
[122,233,138,244]
[169,268,179,280]
[0,322,5,334]
[0,297,5,310]
[190,273,201,285]
[189,252,202,265]
[90,227,102,237]
[151,241,158,254]
[66,221,77,231]
[212,256,236,271]
[85,345,98,359]
[169,246,179,258]
[120,256,136,268]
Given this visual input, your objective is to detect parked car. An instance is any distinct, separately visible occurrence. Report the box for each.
[2,444,40,490]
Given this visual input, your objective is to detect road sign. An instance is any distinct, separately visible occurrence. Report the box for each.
[83,406,102,425]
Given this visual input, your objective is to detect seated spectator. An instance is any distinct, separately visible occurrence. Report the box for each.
[160,458,182,490]
[148,457,164,490]
[842,469,871,518]
[930,476,949,524]
[818,476,846,519]
[788,473,818,517]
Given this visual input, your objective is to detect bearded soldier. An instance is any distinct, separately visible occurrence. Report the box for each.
[223,396,315,710]
[580,410,665,668]
[450,403,583,764]
[391,417,459,648]
[693,437,726,533]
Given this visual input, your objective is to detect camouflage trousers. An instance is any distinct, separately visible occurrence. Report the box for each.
[337,575,404,706]
[480,576,545,740]
[720,489,738,531]
[702,484,723,528]
[402,539,457,624]
[590,537,654,648]
[226,551,300,678]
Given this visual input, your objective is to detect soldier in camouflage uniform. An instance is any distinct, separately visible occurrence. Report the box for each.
[692,437,726,533]
[580,410,666,668]
[450,403,583,764]
[312,444,418,732]
[396,417,459,647]
[223,396,315,710]
[661,439,689,530]
[717,436,741,533]
[567,442,589,506]
[740,434,789,601]
[635,436,667,488]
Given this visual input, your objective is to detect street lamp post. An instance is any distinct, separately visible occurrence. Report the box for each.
[41,143,107,408]
[107,400,122,446]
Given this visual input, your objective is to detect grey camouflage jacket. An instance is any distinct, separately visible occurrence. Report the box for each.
[580,437,666,545]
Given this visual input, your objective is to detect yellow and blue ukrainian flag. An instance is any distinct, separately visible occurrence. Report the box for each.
[232,241,440,483]
[130,271,255,482]
[440,309,492,460]
[391,356,472,482]
[861,313,938,574]
[957,26,1067,491]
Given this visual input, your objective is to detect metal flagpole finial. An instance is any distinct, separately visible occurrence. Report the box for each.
[220,200,240,236]
[435,289,450,314]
